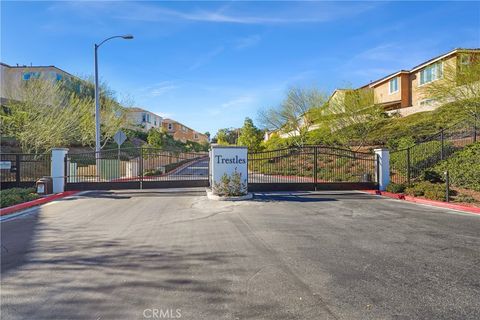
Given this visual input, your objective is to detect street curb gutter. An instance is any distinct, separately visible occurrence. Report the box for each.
[362,190,480,215]
[0,191,80,217]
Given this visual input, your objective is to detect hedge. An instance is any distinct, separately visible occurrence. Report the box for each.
[1,188,40,208]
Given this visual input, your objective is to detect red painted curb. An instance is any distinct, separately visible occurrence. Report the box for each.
[0,191,79,217]
[362,190,480,215]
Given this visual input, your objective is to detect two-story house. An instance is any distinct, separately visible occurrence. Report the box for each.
[0,62,76,105]
[162,119,209,144]
[353,48,479,116]
[126,107,163,131]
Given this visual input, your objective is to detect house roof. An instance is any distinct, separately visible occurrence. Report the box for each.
[409,48,480,73]
[127,107,163,118]
[1,62,77,79]
[163,118,207,137]
[362,70,409,88]
[357,47,480,89]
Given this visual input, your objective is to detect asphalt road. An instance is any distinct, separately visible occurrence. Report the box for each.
[1,190,479,320]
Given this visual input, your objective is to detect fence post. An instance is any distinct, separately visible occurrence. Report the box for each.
[444,170,450,202]
[51,148,69,193]
[139,147,144,190]
[313,147,318,190]
[406,147,411,185]
[440,129,445,160]
[374,148,390,191]
[474,114,478,143]
[15,154,21,187]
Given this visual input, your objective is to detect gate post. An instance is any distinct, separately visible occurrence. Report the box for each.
[51,148,69,193]
[374,148,390,191]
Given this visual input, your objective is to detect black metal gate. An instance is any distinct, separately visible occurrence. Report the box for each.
[248,146,378,191]
[0,153,51,189]
[65,147,209,191]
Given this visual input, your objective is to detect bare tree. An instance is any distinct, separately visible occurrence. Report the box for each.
[258,87,326,146]
[1,77,127,153]
[326,87,385,149]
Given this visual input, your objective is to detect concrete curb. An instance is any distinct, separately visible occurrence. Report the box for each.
[362,190,480,215]
[0,191,80,217]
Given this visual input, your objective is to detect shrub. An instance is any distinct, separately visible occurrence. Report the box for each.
[144,168,164,176]
[453,194,476,203]
[0,188,39,208]
[213,171,247,196]
[419,170,444,183]
[404,181,452,201]
[386,183,406,193]
[434,142,480,191]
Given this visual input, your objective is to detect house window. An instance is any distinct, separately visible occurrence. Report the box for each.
[168,123,173,130]
[389,77,399,94]
[419,62,443,86]
[142,113,146,122]
[146,114,150,123]
[194,133,199,139]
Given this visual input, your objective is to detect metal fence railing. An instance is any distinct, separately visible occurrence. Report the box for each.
[390,117,479,185]
[66,147,209,183]
[248,145,378,185]
[0,153,51,188]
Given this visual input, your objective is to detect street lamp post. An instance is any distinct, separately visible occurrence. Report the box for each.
[94,34,133,156]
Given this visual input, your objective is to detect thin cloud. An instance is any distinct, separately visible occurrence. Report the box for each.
[52,2,379,25]
[235,34,262,50]
[138,81,179,97]
[189,46,225,71]
[208,94,256,116]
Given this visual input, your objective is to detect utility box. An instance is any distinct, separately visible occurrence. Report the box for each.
[36,176,53,195]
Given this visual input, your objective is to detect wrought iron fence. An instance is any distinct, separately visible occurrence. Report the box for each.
[66,147,209,183]
[0,153,51,188]
[248,146,378,188]
[390,118,479,185]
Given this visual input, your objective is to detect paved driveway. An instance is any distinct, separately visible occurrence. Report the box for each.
[1,190,479,320]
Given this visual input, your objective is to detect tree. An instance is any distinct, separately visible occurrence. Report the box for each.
[421,54,480,123]
[237,117,263,151]
[326,87,385,149]
[147,128,181,150]
[214,128,239,145]
[0,77,127,153]
[258,87,326,146]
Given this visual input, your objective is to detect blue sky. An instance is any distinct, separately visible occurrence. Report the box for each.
[1,1,479,135]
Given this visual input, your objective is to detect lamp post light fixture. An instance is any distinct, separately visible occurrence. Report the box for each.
[94,34,133,157]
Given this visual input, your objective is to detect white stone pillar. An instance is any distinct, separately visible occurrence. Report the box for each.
[374,148,390,191]
[51,148,69,193]
[210,145,248,195]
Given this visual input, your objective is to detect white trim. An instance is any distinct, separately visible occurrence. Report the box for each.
[368,71,408,88]
[388,77,399,95]
[409,49,478,73]
[418,61,443,87]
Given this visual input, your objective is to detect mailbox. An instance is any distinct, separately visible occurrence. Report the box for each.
[36,176,53,195]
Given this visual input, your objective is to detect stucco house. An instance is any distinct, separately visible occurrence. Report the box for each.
[330,48,480,117]
[161,119,209,144]
[0,62,77,105]
[126,107,163,132]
